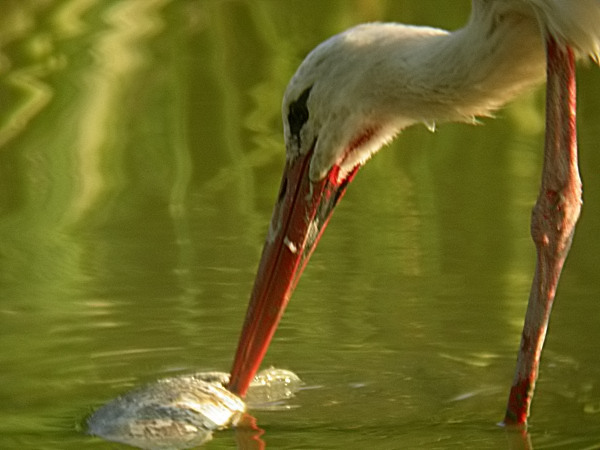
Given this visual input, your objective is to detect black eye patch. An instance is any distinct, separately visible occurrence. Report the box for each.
[287,86,312,146]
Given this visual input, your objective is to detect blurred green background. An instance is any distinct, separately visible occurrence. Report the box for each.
[0,1,599,448]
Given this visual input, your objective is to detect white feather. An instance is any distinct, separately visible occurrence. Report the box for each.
[282,0,600,181]
[525,0,600,63]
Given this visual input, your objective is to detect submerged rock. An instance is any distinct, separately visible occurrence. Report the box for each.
[88,368,301,449]
[244,367,303,407]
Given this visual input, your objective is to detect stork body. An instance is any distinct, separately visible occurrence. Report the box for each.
[228,0,600,426]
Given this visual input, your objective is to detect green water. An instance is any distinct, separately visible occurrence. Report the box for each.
[1,1,599,448]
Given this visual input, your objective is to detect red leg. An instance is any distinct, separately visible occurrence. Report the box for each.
[504,36,582,426]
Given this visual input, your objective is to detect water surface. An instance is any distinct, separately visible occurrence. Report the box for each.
[1,1,599,448]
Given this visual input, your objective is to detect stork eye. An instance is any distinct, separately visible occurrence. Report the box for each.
[287,86,312,144]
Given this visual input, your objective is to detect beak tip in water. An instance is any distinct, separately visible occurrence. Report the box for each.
[228,149,360,397]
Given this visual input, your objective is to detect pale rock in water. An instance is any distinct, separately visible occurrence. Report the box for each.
[88,368,301,449]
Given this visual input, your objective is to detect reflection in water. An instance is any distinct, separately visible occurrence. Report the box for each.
[0,4,56,149]
[234,414,265,450]
[70,0,171,220]
[0,1,599,449]
[0,64,54,149]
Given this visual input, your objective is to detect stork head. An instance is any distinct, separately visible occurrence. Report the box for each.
[281,23,423,182]
[228,24,422,397]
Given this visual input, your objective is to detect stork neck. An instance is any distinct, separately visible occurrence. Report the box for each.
[403,1,546,123]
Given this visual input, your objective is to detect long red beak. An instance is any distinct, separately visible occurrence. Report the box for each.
[228,147,358,397]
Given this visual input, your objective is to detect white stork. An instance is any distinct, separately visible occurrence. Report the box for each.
[227,0,600,427]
